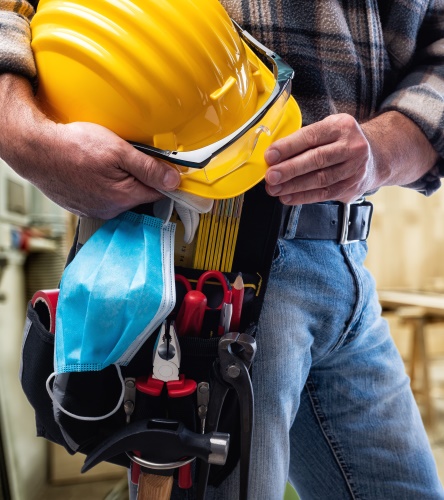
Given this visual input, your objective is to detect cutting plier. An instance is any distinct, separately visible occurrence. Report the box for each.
[197,330,257,500]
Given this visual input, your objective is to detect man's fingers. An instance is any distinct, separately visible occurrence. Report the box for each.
[265,117,342,165]
[266,162,363,204]
[124,146,181,192]
[92,179,165,219]
[267,161,365,196]
[265,141,355,187]
[271,175,362,206]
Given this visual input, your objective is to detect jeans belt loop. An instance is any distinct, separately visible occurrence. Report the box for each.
[283,205,302,240]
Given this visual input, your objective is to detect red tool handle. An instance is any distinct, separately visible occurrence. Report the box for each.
[31,289,59,334]
[176,290,207,336]
[178,462,193,489]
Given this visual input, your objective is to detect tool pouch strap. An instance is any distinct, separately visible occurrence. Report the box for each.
[19,182,283,486]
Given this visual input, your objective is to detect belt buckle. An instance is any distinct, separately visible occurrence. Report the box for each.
[339,202,359,245]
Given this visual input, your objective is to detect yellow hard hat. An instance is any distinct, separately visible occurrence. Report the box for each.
[31,0,302,199]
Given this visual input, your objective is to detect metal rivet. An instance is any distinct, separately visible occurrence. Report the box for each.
[124,401,134,412]
[227,364,241,378]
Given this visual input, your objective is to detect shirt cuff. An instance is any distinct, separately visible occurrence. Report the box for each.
[0,11,36,81]
[380,86,444,196]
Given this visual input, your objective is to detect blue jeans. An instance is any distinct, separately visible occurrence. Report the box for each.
[204,234,444,499]
[129,233,444,499]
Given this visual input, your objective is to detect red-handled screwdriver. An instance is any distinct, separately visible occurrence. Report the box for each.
[176,290,207,337]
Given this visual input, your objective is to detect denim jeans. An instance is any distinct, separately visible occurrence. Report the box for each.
[203,234,444,499]
[129,234,444,499]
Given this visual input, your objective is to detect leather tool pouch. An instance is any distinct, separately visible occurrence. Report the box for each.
[20,182,283,487]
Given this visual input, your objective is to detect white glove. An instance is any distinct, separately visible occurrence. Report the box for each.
[154,190,214,244]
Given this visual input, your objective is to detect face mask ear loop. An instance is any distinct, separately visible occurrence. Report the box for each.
[45,365,125,421]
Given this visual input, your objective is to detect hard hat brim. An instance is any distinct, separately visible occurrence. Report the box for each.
[177,96,302,199]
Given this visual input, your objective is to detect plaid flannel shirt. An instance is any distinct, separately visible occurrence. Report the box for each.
[1,0,444,194]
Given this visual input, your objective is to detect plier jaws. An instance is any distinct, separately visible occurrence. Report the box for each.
[152,319,181,382]
[197,330,257,500]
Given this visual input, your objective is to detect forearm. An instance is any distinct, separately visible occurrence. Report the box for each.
[375,1,444,195]
[0,73,55,181]
[0,75,179,219]
[361,110,440,191]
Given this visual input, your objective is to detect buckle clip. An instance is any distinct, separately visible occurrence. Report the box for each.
[339,203,359,245]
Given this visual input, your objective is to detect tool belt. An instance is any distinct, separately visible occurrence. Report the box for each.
[19,189,373,499]
[20,182,283,499]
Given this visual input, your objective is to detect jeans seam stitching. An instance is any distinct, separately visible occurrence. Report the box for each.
[271,239,285,271]
[342,245,365,346]
[305,376,360,500]
[328,245,364,353]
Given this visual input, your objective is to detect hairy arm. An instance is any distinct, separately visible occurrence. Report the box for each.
[265,0,444,205]
[264,111,439,205]
[0,1,181,218]
[0,74,181,218]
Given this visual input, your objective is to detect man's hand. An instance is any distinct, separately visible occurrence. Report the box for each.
[264,112,438,205]
[0,74,181,219]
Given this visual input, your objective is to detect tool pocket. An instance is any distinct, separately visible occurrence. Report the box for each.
[174,267,261,338]
[20,303,72,453]
[20,182,285,490]
[20,300,165,467]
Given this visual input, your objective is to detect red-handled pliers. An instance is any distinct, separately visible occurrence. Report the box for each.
[136,319,197,489]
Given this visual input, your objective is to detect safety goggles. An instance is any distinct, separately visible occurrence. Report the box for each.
[131,20,294,182]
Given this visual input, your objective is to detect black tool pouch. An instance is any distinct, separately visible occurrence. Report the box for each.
[19,182,283,489]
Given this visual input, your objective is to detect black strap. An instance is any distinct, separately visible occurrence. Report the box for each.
[284,201,373,242]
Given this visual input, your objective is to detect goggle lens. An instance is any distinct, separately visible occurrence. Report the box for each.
[180,83,291,182]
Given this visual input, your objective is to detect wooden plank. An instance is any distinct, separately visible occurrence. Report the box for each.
[378,290,444,316]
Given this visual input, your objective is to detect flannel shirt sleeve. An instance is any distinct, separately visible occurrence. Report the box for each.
[0,1,38,80]
[380,0,444,196]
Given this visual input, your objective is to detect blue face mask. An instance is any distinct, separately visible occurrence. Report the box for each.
[45,211,176,424]
[55,211,176,372]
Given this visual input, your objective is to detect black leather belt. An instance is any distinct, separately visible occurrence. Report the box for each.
[282,201,373,244]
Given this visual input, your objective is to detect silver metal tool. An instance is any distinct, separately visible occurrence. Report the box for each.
[197,382,210,434]
[152,319,181,382]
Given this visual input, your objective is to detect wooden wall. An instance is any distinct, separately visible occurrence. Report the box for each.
[365,185,444,291]
[365,186,444,359]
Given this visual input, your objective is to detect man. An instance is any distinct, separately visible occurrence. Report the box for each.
[1,1,444,499]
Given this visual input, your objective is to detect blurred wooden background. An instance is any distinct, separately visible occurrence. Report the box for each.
[366,185,444,292]
[366,185,444,417]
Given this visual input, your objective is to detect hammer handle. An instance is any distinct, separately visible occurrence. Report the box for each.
[137,472,173,500]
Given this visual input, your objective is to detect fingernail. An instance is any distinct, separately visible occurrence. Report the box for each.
[268,184,282,195]
[267,170,282,185]
[163,169,180,189]
[265,149,281,165]
[281,195,292,204]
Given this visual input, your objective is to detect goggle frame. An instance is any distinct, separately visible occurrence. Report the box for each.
[130,20,295,170]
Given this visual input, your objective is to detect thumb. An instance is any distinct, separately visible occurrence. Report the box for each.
[124,145,181,192]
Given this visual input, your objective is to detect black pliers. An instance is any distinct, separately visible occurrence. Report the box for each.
[197,331,257,500]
